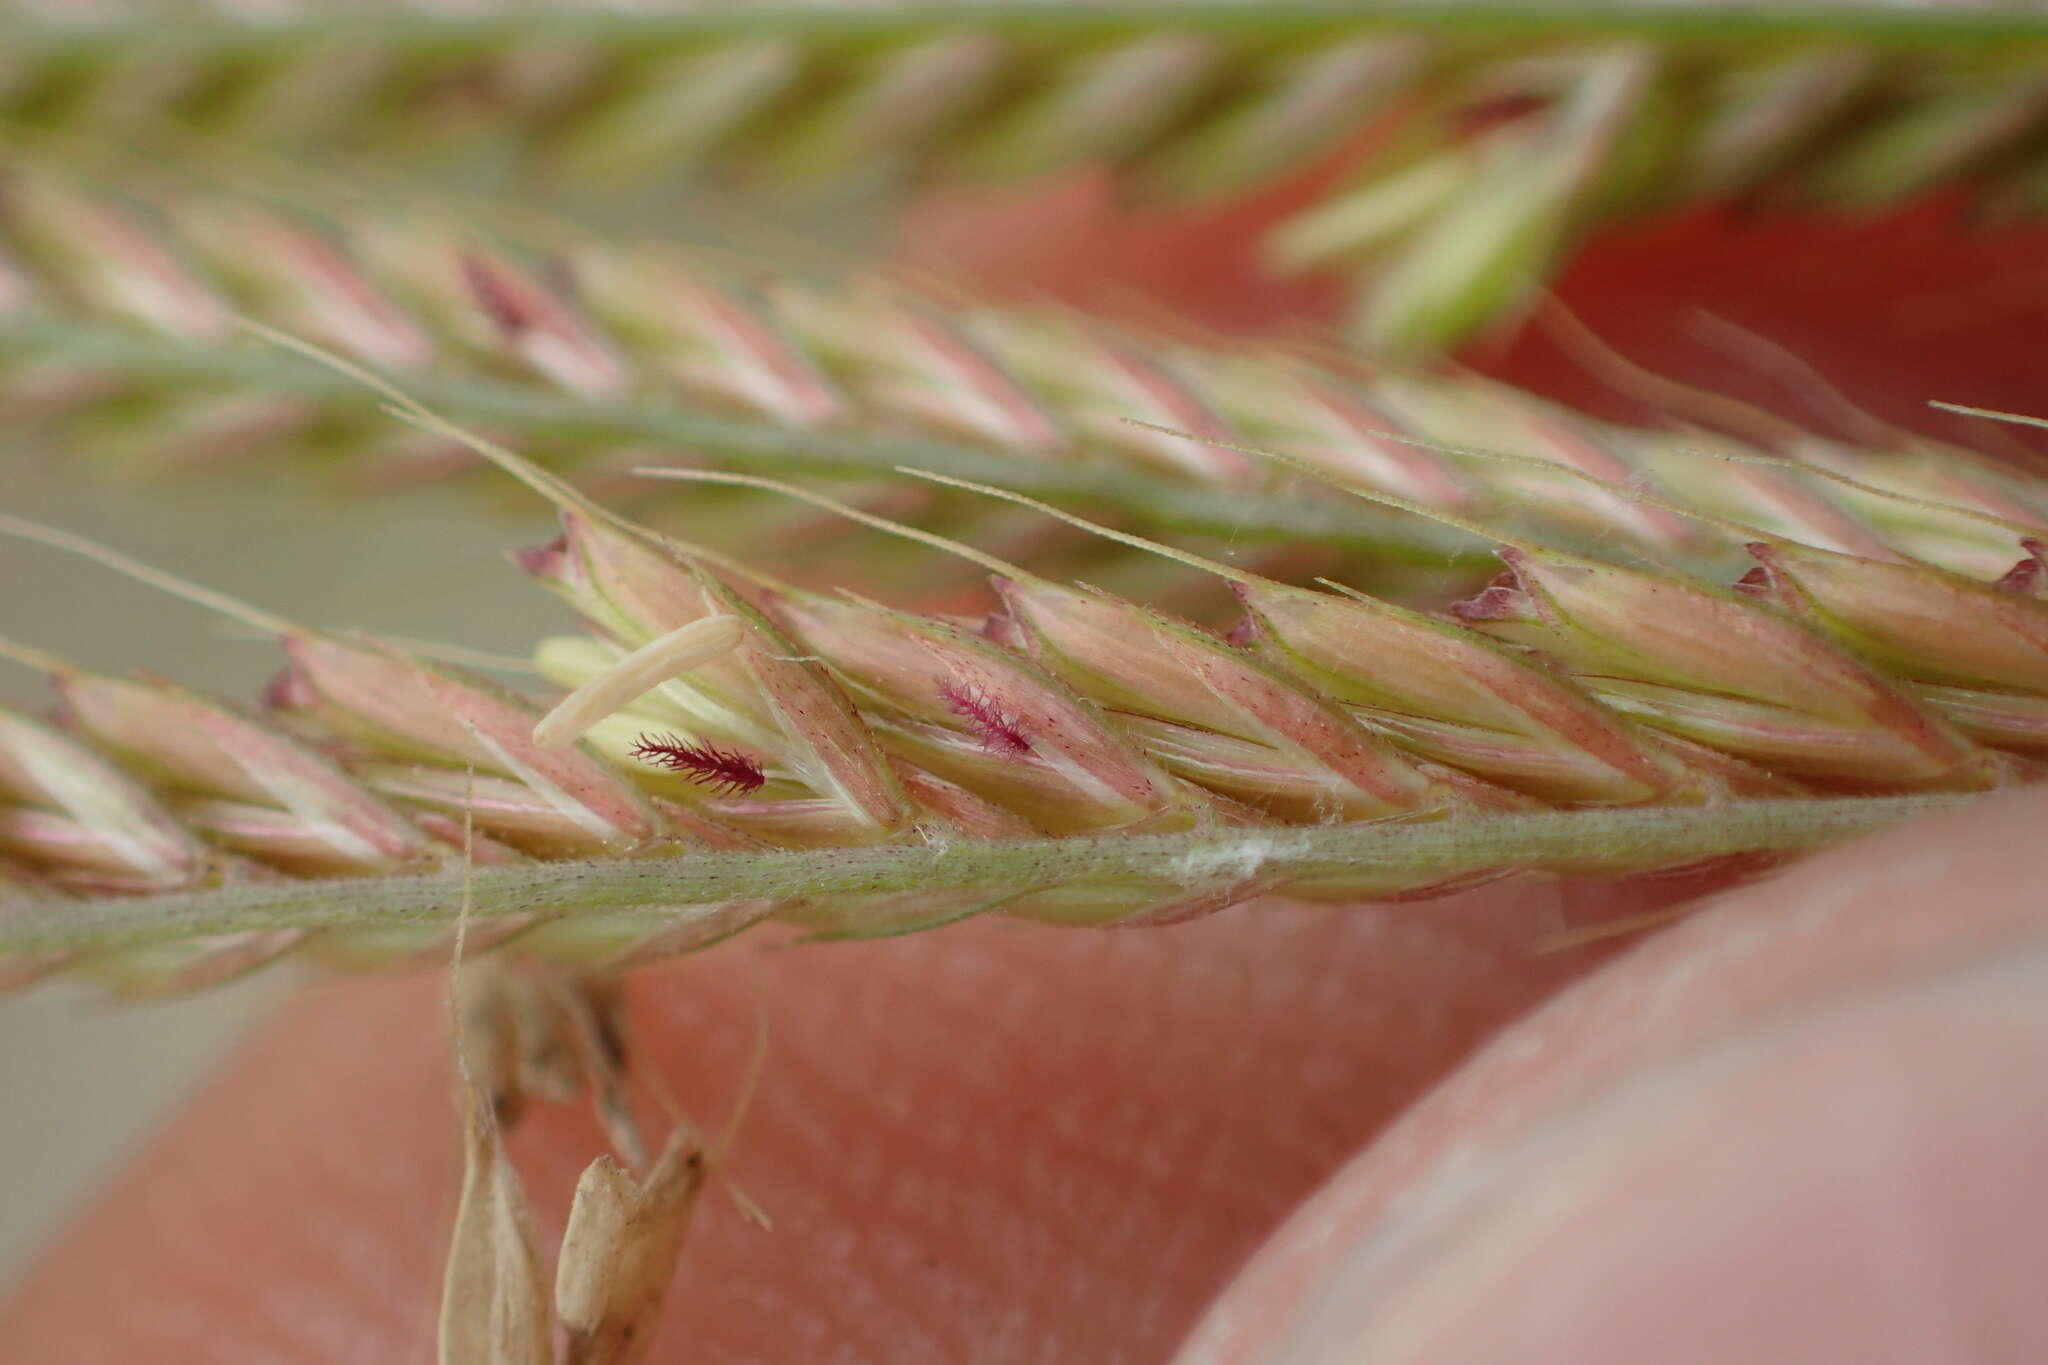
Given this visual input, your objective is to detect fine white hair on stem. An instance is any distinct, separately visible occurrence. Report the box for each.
[531,616,747,749]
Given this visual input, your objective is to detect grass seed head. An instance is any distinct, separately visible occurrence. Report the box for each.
[458,247,632,399]
[1239,579,1704,805]
[1467,546,1993,788]
[1,350,2043,988]
[1994,540,2048,600]
[279,635,662,851]
[174,200,435,370]
[517,512,719,650]
[772,592,1184,834]
[51,670,438,874]
[986,575,1457,816]
[1744,540,2048,696]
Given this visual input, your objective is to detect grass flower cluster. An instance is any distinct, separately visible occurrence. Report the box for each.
[0,354,2031,995]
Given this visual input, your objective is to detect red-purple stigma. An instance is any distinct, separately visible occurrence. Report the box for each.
[629,732,766,795]
[940,681,1032,757]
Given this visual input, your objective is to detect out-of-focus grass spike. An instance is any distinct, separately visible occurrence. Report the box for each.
[4,1,2048,352]
[4,165,2044,581]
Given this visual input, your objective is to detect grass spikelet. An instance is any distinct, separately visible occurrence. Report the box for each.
[894,467,1730,804]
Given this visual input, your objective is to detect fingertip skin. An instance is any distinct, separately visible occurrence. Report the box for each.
[2,872,1670,1364]
[1399,966,2048,1365]
[1178,785,2048,1365]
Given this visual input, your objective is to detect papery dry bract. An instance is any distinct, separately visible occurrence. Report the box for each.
[555,1135,706,1365]
[439,1086,553,1365]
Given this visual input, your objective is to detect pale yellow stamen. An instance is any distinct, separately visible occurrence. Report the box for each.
[531,617,745,749]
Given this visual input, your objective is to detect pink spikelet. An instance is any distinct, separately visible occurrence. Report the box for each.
[940,681,1033,757]
[628,733,766,796]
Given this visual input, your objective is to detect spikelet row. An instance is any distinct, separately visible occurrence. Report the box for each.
[4,165,2046,581]
[5,2,2047,350]
[0,382,2039,994]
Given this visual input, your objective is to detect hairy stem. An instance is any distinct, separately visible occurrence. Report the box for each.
[2,795,1971,959]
